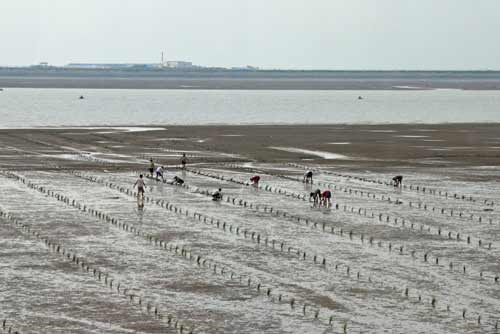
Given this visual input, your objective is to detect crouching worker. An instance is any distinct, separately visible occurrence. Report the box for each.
[173,176,184,185]
[392,175,403,187]
[321,189,332,208]
[250,175,260,186]
[309,189,321,206]
[212,188,223,201]
[155,166,165,181]
[304,170,313,184]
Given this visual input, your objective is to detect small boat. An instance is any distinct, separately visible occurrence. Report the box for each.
[358,96,363,100]
[79,95,84,99]
[0,88,4,91]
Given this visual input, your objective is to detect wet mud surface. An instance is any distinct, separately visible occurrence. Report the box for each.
[1,125,499,333]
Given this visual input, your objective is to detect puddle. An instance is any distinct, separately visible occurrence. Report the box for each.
[413,129,438,132]
[268,147,351,160]
[427,148,452,151]
[394,135,430,138]
[392,85,425,90]
[36,127,166,133]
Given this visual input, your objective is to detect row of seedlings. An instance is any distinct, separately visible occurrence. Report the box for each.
[73,171,498,331]
[5,171,352,333]
[69,171,358,332]
[191,166,497,251]
[0,209,189,333]
[222,163,498,226]
[184,168,500,287]
[1,319,21,334]
[144,175,500,325]
[288,163,495,207]
[214,165,498,250]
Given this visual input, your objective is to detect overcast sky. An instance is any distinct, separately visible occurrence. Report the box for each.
[2,0,499,69]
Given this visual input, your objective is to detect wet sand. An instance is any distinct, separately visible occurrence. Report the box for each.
[1,123,500,333]
[1,123,500,175]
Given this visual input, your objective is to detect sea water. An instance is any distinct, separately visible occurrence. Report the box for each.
[0,88,499,127]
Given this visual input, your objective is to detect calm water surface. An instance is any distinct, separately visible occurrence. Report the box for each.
[0,88,499,127]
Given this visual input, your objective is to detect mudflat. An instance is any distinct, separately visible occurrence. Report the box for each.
[1,123,500,333]
[1,123,500,173]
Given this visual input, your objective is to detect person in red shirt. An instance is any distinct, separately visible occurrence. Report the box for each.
[321,190,332,208]
[250,175,260,186]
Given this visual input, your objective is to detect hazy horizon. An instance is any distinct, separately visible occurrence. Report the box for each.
[3,0,500,70]
[3,66,500,72]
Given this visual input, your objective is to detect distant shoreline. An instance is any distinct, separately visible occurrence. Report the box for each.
[2,122,500,131]
[1,68,499,90]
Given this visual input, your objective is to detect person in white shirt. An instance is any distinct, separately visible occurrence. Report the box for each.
[133,174,146,199]
[155,166,165,181]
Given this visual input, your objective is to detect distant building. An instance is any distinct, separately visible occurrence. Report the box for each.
[164,61,193,69]
[230,65,259,71]
[29,62,53,68]
[66,61,195,70]
[66,63,158,69]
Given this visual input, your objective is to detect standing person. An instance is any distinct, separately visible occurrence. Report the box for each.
[392,175,403,187]
[149,158,155,177]
[250,175,260,186]
[155,166,165,181]
[320,189,332,208]
[181,153,188,169]
[303,170,313,184]
[133,174,146,200]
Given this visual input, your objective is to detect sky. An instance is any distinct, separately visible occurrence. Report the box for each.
[2,0,500,70]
